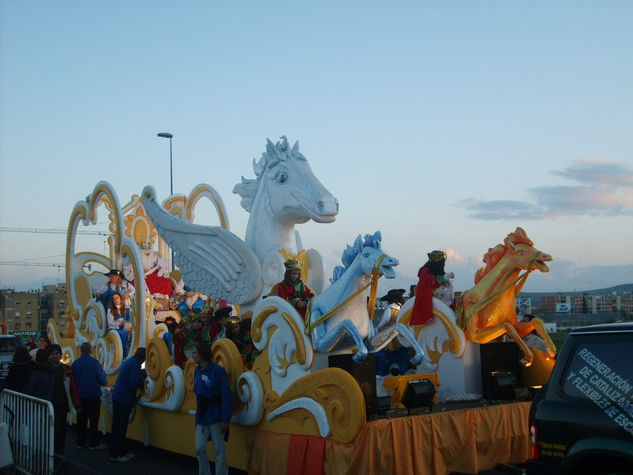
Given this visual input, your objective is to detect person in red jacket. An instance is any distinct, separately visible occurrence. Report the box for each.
[275,259,314,317]
[410,250,453,326]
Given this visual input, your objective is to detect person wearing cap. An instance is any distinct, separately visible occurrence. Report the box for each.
[96,269,129,310]
[274,259,314,317]
[375,289,410,376]
[410,250,454,326]
[374,289,407,332]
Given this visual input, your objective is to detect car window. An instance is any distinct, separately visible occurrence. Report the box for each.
[561,340,633,436]
[0,337,19,353]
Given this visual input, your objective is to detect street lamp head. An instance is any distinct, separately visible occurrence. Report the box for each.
[157,132,173,138]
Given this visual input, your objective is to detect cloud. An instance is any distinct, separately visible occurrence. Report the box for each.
[464,158,633,220]
[445,248,466,263]
[552,157,633,187]
[462,199,544,220]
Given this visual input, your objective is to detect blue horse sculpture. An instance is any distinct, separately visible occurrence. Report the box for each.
[308,232,424,364]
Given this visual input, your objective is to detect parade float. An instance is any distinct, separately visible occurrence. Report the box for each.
[51,136,556,473]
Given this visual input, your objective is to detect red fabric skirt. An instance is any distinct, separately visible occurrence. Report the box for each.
[145,271,173,296]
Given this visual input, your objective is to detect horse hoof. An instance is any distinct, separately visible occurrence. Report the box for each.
[520,357,533,367]
[410,355,423,365]
[352,352,367,363]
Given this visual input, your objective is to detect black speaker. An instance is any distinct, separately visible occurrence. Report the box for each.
[402,379,436,412]
[489,371,516,400]
[329,353,377,415]
[480,342,523,400]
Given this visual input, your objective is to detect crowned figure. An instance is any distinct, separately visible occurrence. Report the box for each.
[410,250,454,326]
[273,259,315,318]
[139,240,173,299]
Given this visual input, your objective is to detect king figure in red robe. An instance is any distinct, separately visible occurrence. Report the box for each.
[410,250,453,326]
[274,259,315,318]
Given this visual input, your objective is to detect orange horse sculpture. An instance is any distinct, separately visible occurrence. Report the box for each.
[457,227,556,366]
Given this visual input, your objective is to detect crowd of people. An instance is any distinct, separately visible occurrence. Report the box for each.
[3,337,231,474]
[5,341,86,470]
[159,306,259,369]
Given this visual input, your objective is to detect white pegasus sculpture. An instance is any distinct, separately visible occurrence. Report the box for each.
[141,136,339,309]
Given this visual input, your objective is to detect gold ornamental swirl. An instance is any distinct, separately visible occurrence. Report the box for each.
[181,357,197,413]
[251,305,306,366]
[146,336,171,402]
[212,338,246,408]
[250,306,274,344]
[212,338,245,389]
[267,368,365,443]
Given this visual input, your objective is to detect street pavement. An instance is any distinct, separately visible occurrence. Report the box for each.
[55,422,524,475]
[33,423,523,475]
[56,425,244,475]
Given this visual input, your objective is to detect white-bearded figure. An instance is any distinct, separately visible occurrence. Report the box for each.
[139,241,173,299]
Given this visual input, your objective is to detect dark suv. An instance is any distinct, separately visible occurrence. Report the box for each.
[527,322,633,474]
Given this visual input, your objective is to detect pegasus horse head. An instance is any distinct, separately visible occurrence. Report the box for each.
[234,136,339,259]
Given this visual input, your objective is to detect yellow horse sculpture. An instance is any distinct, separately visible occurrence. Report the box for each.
[457,227,556,366]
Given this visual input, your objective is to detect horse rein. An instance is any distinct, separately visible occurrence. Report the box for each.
[457,250,541,324]
[304,253,387,335]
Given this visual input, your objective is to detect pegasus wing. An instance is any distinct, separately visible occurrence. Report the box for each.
[141,186,263,304]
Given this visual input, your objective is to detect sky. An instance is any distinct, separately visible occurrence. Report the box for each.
[1,1,632,295]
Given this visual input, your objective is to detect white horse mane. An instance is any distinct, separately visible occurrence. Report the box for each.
[330,231,382,284]
[233,136,306,212]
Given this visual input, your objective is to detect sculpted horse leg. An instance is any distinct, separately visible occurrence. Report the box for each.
[464,317,535,366]
[313,319,369,363]
[393,322,424,365]
[517,319,557,359]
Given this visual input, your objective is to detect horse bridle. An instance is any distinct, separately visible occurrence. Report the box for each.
[456,250,541,323]
[303,253,387,335]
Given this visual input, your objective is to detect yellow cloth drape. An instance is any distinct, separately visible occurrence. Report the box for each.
[245,402,530,475]
[324,402,530,475]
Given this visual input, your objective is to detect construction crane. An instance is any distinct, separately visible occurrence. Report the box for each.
[0,261,64,268]
[0,261,92,270]
[0,227,110,236]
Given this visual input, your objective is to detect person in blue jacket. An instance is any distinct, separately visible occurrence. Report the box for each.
[193,342,232,475]
[71,342,108,449]
[109,347,146,462]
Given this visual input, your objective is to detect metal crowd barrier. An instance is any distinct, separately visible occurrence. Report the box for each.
[0,389,54,475]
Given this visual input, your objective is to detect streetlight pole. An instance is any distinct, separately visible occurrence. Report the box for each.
[157,132,174,195]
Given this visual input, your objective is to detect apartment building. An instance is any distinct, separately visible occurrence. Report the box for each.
[541,292,633,316]
[41,283,68,337]
[0,289,40,334]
